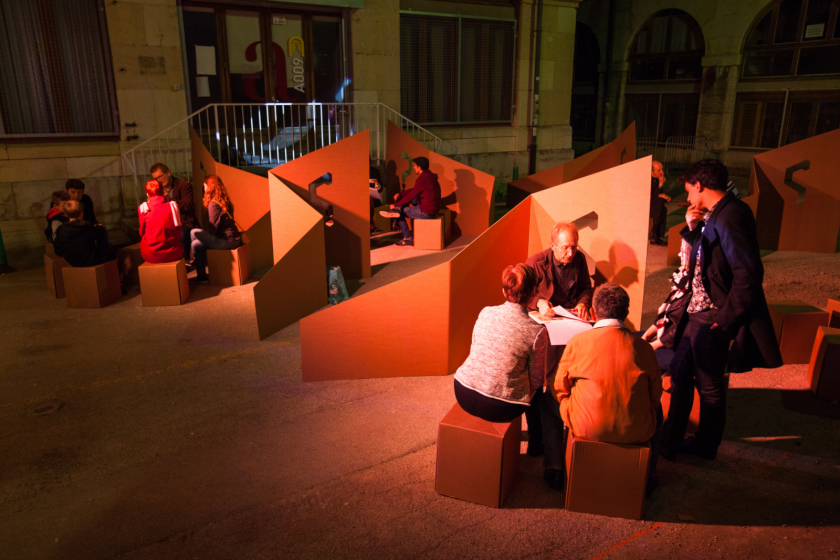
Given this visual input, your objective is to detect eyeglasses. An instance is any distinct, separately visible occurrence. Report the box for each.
[151,171,169,181]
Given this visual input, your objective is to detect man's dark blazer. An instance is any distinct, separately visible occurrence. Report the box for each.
[525,248,593,311]
[680,192,782,373]
[167,177,197,230]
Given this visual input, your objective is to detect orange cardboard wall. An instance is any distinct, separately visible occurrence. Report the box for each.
[385,121,494,237]
[270,132,371,279]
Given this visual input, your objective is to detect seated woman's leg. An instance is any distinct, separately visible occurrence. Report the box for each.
[454,379,527,423]
[190,228,210,280]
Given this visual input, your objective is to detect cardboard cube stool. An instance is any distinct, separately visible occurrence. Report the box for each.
[45,242,56,257]
[116,243,145,286]
[138,259,190,306]
[207,242,251,287]
[827,299,840,329]
[435,402,521,508]
[61,260,122,308]
[807,327,840,401]
[45,253,69,298]
[564,432,651,520]
[413,208,452,251]
[768,300,830,364]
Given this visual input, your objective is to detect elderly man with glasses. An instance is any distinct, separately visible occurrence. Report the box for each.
[147,163,198,262]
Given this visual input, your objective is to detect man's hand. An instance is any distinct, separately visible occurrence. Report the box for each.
[390,204,395,209]
[686,204,704,231]
[642,324,658,341]
[394,193,401,201]
[573,302,590,321]
[537,299,555,317]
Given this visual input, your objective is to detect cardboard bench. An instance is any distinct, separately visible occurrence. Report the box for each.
[61,260,122,308]
[116,243,144,286]
[139,259,190,306]
[435,402,520,508]
[45,253,69,298]
[768,300,830,364]
[565,432,650,520]
[208,243,251,287]
[808,327,840,401]
[413,208,452,251]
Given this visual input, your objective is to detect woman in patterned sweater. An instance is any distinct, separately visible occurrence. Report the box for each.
[454,263,546,453]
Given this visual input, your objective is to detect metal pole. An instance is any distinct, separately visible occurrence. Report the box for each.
[456,15,462,124]
[376,103,380,163]
[777,88,790,148]
[214,105,221,162]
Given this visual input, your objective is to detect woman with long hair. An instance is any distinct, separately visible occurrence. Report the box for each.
[189,174,241,283]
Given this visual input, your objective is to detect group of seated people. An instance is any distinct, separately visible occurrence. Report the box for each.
[454,221,663,495]
[46,163,242,284]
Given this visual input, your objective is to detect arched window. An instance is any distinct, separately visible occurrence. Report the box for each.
[743,0,840,79]
[571,23,600,142]
[629,10,705,82]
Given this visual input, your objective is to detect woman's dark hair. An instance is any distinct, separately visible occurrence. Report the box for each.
[51,190,70,208]
[502,263,537,304]
[592,283,630,321]
[412,156,430,171]
[65,179,85,191]
[679,159,728,191]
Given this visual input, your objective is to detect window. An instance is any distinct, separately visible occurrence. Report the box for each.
[730,90,840,147]
[743,0,840,78]
[571,23,600,142]
[400,13,515,125]
[629,10,705,82]
[626,93,699,142]
[0,0,119,138]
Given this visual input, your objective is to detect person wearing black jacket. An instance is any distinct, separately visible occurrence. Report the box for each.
[53,200,116,267]
[661,159,781,462]
[65,179,98,225]
[150,162,198,260]
[649,161,670,245]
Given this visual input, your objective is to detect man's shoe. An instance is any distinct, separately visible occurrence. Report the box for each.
[656,239,668,246]
[396,238,414,246]
[526,442,544,457]
[659,445,677,462]
[380,209,401,218]
[189,276,209,284]
[543,468,565,493]
[681,436,717,460]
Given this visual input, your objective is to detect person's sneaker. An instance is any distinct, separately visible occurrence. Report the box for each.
[396,238,414,246]
[680,436,717,460]
[380,209,402,218]
[543,468,565,493]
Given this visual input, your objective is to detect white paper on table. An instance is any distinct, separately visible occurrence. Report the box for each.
[195,45,217,76]
[552,305,589,322]
[195,76,211,97]
[544,318,592,346]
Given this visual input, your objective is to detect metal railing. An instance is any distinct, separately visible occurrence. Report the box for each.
[636,136,707,170]
[120,103,443,208]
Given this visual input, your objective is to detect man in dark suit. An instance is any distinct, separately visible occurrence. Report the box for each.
[150,163,198,261]
[649,160,670,245]
[661,159,782,461]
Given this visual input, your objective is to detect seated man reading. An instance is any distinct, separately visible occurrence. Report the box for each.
[544,283,663,493]
[526,222,592,320]
[53,200,116,267]
[379,156,441,247]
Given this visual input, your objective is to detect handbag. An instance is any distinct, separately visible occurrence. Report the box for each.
[222,208,250,244]
[656,276,690,350]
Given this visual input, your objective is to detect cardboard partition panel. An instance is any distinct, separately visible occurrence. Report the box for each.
[750,128,840,253]
[435,403,521,508]
[768,300,830,364]
[808,327,840,401]
[528,157,651,331]
[62,261,122,309]
[270,132,370,279]
[45,254,69,298]
[300,198,532,381]
[564,433,650,520]
[190,127,217,229]
[139,259,189,306]
[253,176,326,340]
[386,121,494,237]
[507,123,637,207]
[207,243,251,287]
[116,243,144,286]
[827,299,840,329]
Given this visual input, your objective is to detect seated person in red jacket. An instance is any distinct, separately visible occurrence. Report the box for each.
[65,179,98,224]
[44,190,71,243]
[379,156,441,247]
[189,174,242,283]
[53,200,116,267]
[138,179,183,264]
[525,222,593,320]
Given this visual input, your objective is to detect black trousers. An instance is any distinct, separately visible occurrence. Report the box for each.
[454,379,542,445]
[649,202,667,240]
[662,310,730,454]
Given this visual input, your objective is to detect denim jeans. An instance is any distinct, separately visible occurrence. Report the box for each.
[661,309,731,455]
[190,228,241,279]
[395,197,435,239]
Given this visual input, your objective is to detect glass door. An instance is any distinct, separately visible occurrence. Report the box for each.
[225,10,267,103]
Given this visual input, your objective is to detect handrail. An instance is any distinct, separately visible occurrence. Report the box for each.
[120,102,443,208]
